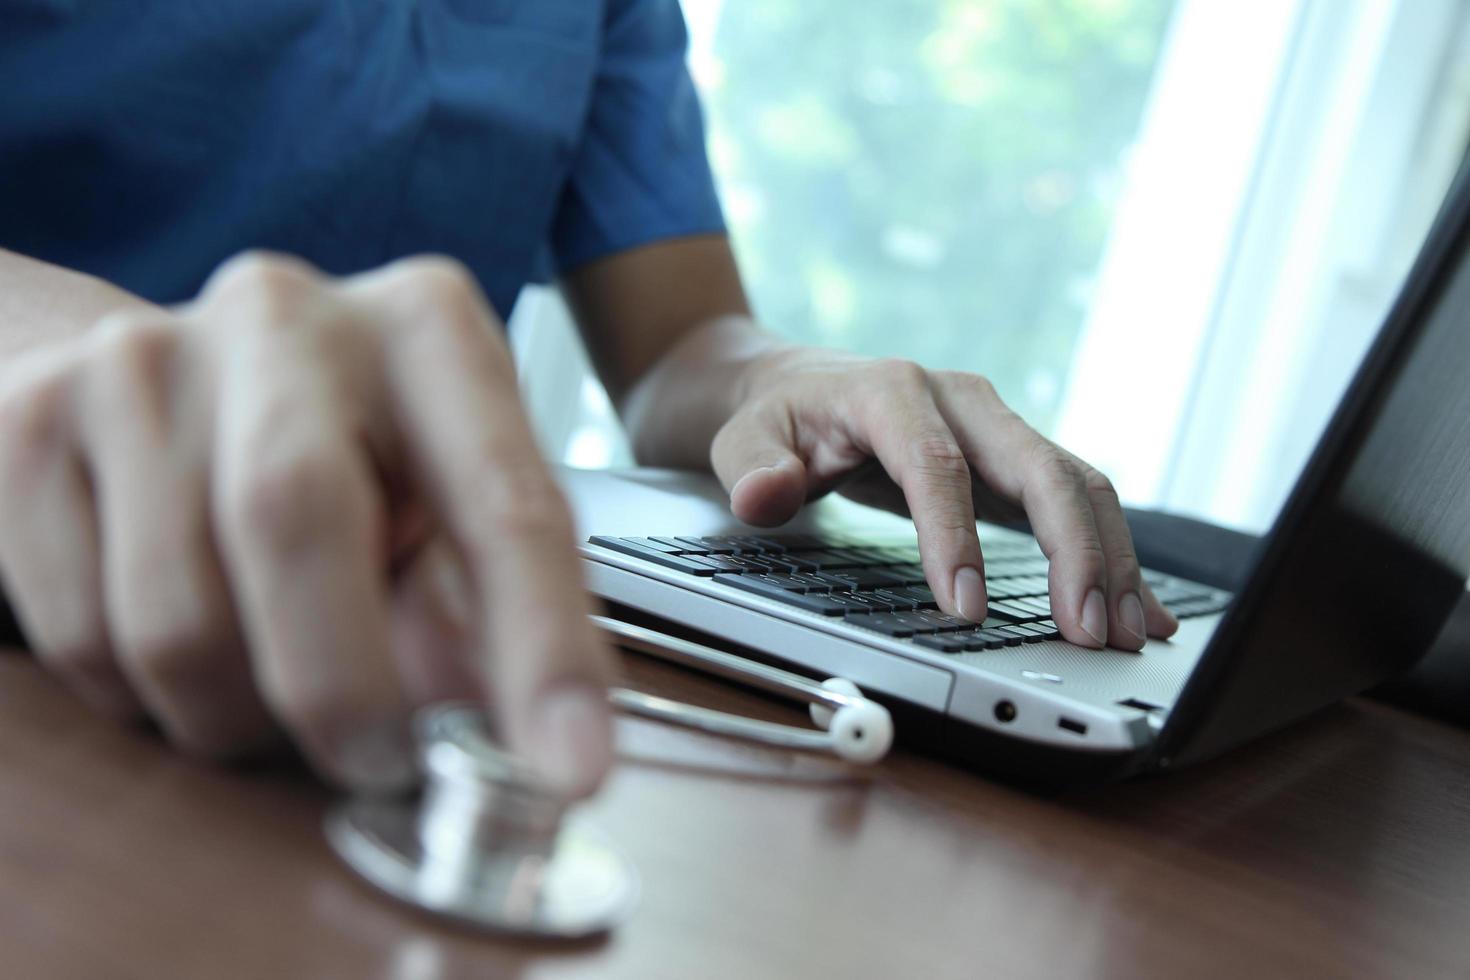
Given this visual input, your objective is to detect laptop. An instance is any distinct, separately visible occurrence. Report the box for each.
[570,156,1470,784]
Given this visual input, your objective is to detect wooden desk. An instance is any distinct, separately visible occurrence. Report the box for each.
[3,648,1468,980]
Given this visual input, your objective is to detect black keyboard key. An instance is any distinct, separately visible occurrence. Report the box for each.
[810,571,860,590]
[791,549,863,570]
[826,547,886,567]
[986,576,1049,600]
[983,604,1025,623]
[870,588,920,610]
[1009,576,1051,597]
[642,535,694,553]
[829,591,898,613]
[986,579,1024,600]
[679,536,733,554]
[785,572,838,592]
[713,574,852,615]
[826,567,911,590]
[991,599,1044,622]
[766,534,830,552]
[628,536,686,554]
[741,573,804,592]
[882,585,938,609]
[927,611,983,631]
[717,555,787,575]
[995,625,1032,644]
[970,628,1016,649]
[864,545,922,565]
[689,554,758,573]
[843,613,916,637]
[892,610,975,633]
[588,536,721,576]
[703,535,768,554]
[879,564,927,585]
[985,558,1050,579]
[1012,596,1052,617]
[913,634,965,653]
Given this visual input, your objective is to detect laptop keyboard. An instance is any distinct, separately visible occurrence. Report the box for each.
[587,533,1232,654]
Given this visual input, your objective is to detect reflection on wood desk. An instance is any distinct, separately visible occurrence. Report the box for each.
[2,647,1469,980]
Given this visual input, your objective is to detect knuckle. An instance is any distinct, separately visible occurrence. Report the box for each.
[910,436,970,483]
[1081,464,1119,502]
[1031,445,1085,493]
[88,316,180,397]
[398,254,477,293]
[394,256,498,324]
[872,357,930,391]
[937,370,1000,402]
[205,251,317,315]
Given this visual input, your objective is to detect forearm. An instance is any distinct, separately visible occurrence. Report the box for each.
[619,312,786,471]
[560,235,787,470]
[0,250,156,361]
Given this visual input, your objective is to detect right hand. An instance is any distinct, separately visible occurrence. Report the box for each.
[0,252,614,796]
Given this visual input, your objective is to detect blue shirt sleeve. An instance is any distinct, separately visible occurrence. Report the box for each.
[549,0,726,273]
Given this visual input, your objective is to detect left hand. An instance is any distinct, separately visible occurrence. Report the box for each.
[709,346,1178,651]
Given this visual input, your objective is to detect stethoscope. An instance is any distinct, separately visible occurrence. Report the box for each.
[325,615,895,939]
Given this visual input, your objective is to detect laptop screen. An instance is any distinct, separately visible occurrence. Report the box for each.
[1157,157,1470,767]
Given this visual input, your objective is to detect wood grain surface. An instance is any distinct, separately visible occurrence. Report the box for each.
[2,647,1468,980]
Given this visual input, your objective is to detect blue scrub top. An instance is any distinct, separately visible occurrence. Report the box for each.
[0,0,726,318]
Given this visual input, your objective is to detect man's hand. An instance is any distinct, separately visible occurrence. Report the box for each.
[711,346,1178,650]
[567,236,1176,652]
[0,252,613,795]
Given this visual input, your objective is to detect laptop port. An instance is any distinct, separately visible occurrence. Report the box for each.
[1117,697,1163,712]
[993,700,1017,723]
[1057,716,1088,736]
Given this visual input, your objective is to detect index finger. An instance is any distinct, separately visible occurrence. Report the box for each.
[349,258,614,798]
[930,374,1111,648]
[839,361,989,623]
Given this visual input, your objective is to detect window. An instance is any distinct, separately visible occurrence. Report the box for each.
[513,0,1470,535]
[687,0,1175,438]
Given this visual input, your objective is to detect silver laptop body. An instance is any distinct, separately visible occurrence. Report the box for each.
[569,157,1470,782]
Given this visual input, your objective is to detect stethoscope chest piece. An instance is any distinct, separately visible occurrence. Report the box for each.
[325,704,638,940]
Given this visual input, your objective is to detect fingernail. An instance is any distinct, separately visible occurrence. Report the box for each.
[730,461,783,497]
[1119,591,1146,644]
[335,720,418,795]
[1080,588,1108,647]
[530,684,612,797]
[953,566,988,622]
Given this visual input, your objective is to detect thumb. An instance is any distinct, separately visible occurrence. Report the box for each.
[710,409,809,526]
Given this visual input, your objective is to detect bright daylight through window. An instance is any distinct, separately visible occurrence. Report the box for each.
[684,0,1174,437]
[517,0,1470,535]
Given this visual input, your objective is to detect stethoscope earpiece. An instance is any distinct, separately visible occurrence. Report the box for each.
[811,678,895,764]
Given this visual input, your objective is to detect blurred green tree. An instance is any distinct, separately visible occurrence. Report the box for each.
[701,0,1175,434]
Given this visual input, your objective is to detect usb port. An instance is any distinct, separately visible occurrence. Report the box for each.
[1057,716,1088,736]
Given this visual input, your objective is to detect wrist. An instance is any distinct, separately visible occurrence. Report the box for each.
[621,314,788,470]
